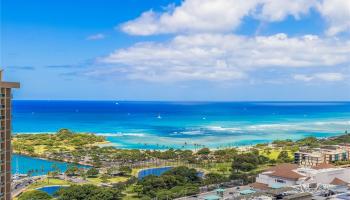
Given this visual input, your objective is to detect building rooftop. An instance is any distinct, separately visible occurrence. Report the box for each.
[239,189,256,195]
[330,178,349,186]
[0,70,20,88]
[204,195,221,200]
[264,163,305,180]
[312,163,335,170]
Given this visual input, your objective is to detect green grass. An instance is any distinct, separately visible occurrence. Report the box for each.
[259,149,293,160]
[26,178,72,190]
[87,176,128,184]
[198,162,231,175]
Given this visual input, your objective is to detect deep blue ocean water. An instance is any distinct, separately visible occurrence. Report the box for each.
[12,101,350,150]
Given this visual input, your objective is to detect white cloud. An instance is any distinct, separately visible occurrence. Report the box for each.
[293,74,314,81]
[98,33,350,82]
[317,0,350,36]
[121,0,259,35]
[256,0,317,21]
[120,0,350,36]
[86,33,106,40]
[316,72,345,81]
[293,72,345,82]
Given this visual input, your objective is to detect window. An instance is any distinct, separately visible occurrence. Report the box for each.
[275,179,286,183]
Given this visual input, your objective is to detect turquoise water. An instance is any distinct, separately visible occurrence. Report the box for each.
[12,154,90,176]
[13,101,350,149]
[37,186,66,196]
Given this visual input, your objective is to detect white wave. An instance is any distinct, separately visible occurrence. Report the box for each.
[204,119,350,133]
[246,124,296,131]
[206,126,241,132]
[95,132,146,137]
[179,130,204,135]
[313,120,350,126]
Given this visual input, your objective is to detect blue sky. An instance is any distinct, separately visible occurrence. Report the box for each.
[1,0,350,101]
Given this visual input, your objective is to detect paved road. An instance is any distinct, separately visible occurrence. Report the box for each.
[12,176,45,198]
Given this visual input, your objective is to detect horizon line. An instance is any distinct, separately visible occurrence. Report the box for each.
[12,99,350,103]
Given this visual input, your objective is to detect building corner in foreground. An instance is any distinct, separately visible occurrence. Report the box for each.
[0,69,20,200]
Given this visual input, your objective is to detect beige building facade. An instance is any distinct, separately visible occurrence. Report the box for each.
[0,70,20,200]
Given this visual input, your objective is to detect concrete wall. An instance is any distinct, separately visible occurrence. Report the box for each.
[256,174,297,187]
[313,168,350,184]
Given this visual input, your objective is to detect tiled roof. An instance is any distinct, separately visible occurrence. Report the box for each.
[312,163,335,170]
[265,163,299,172]
[330,178,348,186]
[266,163,304,180]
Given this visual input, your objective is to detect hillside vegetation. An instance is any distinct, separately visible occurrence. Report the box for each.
[13,129,106,155]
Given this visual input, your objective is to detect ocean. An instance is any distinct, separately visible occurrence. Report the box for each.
[12,101,350,150]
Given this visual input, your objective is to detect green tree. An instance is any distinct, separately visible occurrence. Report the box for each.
[101,174,110,183]
[55,184,122,200]
[86,168,99,177]
[203,173,227,185]
[132,185,143,197]
[232,153,258,172]
[119,166,132,176]
[65,165,79,176]
[163,166,201,183]
[197,148,210,155]
[277,150,291,163]
[18,190,52,200]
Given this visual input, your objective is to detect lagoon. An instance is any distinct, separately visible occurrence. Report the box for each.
[37,186,67,196]
[138,166,173,180]
[12,154,90,176]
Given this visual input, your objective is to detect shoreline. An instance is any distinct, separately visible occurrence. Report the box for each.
[13,152,93,167]
[12,130,347,151]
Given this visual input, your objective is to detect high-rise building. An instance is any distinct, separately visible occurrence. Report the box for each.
[0,70,20,200]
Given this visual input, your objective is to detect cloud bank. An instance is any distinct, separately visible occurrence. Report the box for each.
[99,33,350,82]
[72,0,350,85]
[121,0,350,36]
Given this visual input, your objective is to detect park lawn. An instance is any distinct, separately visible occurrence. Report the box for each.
[87,176,128,184]
[131,168,141,177]
[192,162,231,176]
[26,178,72,190]
[33,145,48,154]
[259,149,293,160]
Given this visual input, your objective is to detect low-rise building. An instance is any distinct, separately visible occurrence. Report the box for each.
[254,163,350,189]
[295,145,350,167]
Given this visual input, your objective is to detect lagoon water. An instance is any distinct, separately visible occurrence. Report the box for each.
[13,101,350,150]
[12,154,89,176]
